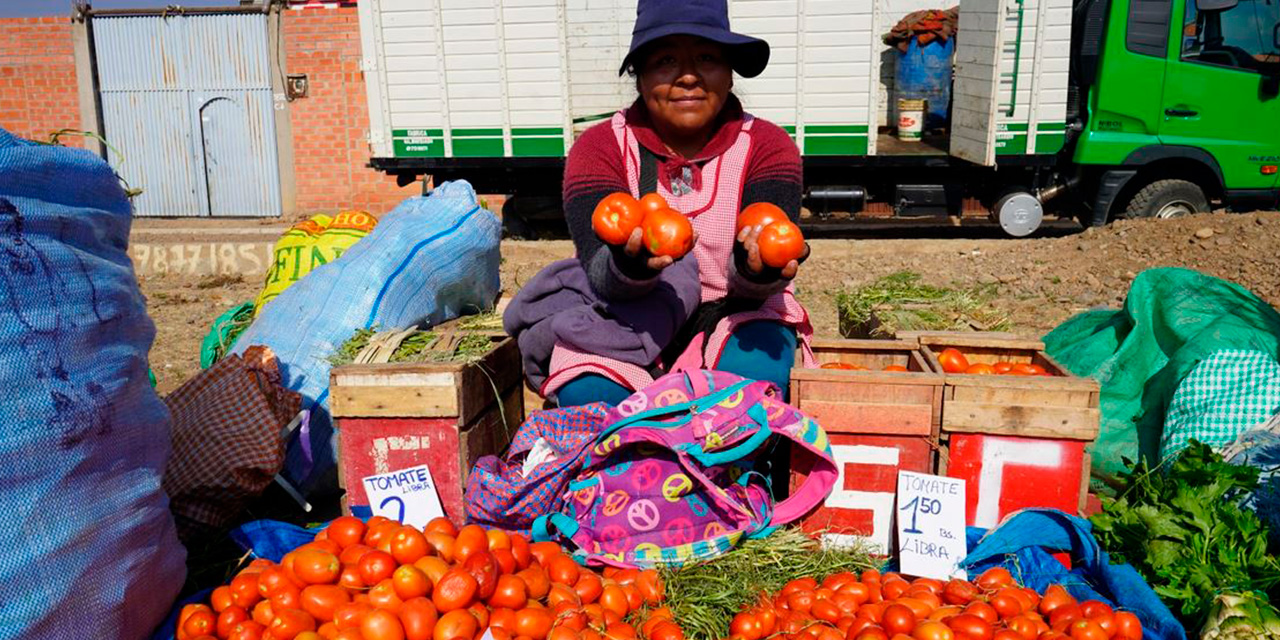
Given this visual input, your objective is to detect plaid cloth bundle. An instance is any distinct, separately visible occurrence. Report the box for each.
[465,403,610,533]
[162,346,302,543]
[1161,349,1280,462]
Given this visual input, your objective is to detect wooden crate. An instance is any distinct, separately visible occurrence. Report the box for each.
[789,339,944,552]
[330,336,524,523]
[918,335,1100,527]
[918,335,1099,439]
[792,339,944,437]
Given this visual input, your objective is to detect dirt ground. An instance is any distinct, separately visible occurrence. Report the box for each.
[140,211,1280,394]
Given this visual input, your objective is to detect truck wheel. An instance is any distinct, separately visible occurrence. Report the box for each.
[1120,179,1209,220]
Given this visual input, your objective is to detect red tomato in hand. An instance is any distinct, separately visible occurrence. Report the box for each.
[757,220,805,268]
[639,193,669,213]
[938,349,971,374]
[592,193,645,245]
[737,202,787,233]
[640,208,694,258]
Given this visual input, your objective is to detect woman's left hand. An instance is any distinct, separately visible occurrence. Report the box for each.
[737,224,810,279]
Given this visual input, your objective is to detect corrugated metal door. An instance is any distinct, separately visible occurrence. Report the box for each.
[93,13,282,217]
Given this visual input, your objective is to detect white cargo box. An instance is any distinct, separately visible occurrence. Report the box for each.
[357,0,1070,166]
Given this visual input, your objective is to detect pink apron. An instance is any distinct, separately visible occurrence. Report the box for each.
[542,111,814,398]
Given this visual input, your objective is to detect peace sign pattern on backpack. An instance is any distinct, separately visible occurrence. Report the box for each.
[532,369,837,568]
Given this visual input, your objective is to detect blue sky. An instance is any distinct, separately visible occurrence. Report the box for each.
[1,0,233,18]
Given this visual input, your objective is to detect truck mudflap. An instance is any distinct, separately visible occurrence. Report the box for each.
[1090,169,1139,226]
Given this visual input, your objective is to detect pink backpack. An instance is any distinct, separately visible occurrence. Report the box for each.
[531,370,837,568]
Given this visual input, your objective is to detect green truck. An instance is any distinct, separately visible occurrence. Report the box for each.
[356,0,1279,236]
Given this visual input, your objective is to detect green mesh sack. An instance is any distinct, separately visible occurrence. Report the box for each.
[1043,267,1280,480]
[199,302,255,370]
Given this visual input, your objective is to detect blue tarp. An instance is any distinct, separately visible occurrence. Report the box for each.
[961,510,1186,640]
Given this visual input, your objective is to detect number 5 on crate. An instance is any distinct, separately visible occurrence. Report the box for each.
[896,470,967,580]
[361,463,446,529]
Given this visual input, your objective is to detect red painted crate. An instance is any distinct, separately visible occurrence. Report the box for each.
[789,339,943,552]
[330,335,524,523]
[944,433,1090,529]
[919,335,1100,527]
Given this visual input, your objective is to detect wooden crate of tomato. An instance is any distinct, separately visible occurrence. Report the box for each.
[789,339,943,552]
[917,335,1100,529]
[329,335,524,524]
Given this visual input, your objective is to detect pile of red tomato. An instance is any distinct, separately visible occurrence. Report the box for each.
[175,516,678,640]
[724,568,1142,640]
[935,349,1053,377]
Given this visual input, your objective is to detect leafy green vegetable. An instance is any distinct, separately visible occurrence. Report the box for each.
[833,271,1010,338]
[1090,441,1280,632]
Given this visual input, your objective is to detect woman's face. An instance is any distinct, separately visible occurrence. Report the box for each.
[637,35,733,144]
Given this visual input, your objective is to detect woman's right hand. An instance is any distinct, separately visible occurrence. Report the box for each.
[622,226,697,271]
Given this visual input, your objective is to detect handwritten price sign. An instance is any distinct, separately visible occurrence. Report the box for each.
[362,464,445,529]
[896,470,968,580]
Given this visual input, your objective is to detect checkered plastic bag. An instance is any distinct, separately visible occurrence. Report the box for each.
[1161,349,1280,462]
[465,403,610,533]
[162,346,301,543]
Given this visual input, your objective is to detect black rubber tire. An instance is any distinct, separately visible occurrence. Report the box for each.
[1119,179,1209,220]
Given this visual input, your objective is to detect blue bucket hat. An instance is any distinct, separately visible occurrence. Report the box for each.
[619,0,771,78]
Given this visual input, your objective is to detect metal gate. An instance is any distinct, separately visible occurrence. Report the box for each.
[93,12,282,217]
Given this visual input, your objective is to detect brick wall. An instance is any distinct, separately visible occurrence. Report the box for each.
[0,10,416,216]
[283,6,417,215]
[0,17,82,147]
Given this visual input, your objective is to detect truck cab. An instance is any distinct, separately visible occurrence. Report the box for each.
[1072,0,1280,222]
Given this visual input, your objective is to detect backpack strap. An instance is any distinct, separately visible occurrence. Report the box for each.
[530,512,580,543]
[766,416,840,527]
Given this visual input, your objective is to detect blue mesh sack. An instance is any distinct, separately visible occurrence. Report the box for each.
[0,127,186,639]
[231,181,502,497]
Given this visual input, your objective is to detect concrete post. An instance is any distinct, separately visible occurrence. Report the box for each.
[70,8,103,157]
[267,1,298,218]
